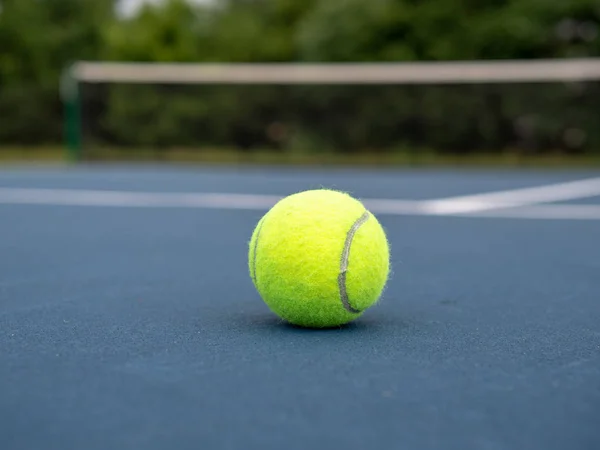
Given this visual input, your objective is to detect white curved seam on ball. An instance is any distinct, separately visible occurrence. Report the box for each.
[338,211,370,314]
[251,217,266,286]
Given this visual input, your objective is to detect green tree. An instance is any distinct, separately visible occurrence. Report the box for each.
[103,0,210,62]
[0,0,114,144]
[1,0,599,153]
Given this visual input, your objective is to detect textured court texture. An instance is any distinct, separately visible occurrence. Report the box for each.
[1,166,599,450]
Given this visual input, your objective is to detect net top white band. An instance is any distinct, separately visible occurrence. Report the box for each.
[69,58,600,85]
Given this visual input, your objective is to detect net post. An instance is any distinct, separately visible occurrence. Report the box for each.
[60,63,82,162]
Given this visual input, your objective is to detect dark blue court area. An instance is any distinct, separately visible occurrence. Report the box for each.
[1,165,599,450]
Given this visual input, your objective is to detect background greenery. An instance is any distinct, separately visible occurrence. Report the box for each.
[1,0,599,160]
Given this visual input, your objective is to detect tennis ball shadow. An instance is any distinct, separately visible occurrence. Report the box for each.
[243,311,393,334]
[279,320,365,332]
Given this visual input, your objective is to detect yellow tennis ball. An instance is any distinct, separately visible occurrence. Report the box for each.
[248,189,390,328]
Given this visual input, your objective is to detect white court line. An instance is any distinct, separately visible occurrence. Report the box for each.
[0,178,600,220]
[0,188,427,213]
[0,188,281,209]
[418,176,600,214]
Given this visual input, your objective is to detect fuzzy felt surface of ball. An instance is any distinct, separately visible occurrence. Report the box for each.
[248,189,390,328]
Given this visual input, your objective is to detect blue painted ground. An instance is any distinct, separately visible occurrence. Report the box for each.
[559,196,600,205]
[1,166,599,450]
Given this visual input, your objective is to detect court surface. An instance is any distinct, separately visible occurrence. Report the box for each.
[1,165,599,450]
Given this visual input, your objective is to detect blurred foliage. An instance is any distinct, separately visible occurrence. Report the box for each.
[0,0,113,143]
[1,0,600,155]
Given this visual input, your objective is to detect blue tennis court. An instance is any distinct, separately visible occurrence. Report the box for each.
[1,165,599,450]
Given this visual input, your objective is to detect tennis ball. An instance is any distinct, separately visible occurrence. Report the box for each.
[248,189,390,328]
